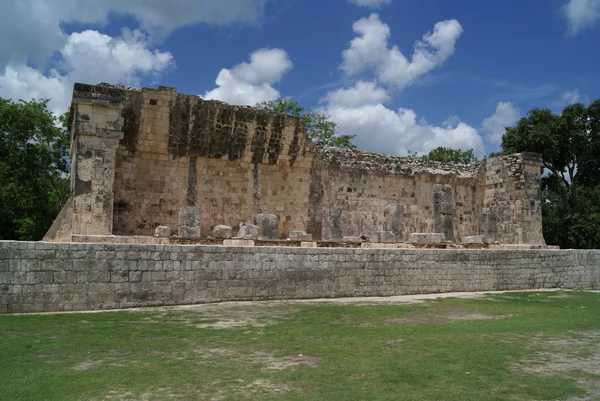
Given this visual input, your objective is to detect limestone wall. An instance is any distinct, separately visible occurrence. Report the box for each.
[44,83,545,245]
[1,241,598,313]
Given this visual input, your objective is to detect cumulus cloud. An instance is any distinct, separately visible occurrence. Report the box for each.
[563,0,600,35]
[349,0,391,8]
[341,14,463,90]
[323,82,484,157]
[203,48,293,106]
[323,81,390,107]
[0,0,269,68]
[481,102,520,146]
[0,30,173,115]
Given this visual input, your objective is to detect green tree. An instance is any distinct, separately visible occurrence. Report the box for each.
[501,99,600,248]
[421,146,477,164]
[256,98,357,149]
[0,98,70,240]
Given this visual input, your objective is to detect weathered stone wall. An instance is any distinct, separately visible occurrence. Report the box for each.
[1,241,598,314]
[45,83,545,245]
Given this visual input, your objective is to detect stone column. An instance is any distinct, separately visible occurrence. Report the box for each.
[384,204,404,241]
[433,184,454,241]
[44,84,125,241]
[322,206,343,242]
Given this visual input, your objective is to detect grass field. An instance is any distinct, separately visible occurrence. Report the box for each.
[1,290,599,401]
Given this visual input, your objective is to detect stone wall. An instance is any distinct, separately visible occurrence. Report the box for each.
[1,241,598,314]
[44,83,545,245]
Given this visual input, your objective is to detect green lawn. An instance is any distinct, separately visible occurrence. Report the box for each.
[1,291,599,400]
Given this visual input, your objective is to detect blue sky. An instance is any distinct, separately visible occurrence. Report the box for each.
[0,0,598,157]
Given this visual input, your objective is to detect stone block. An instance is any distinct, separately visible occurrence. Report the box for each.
[322,206,343,242]
[254,214,279,240]
[359,231,379,243]
[462,235,485,245]
[379,231,396,243]
[408,233,444,245]
[288,230,312,241]
[360,231,396,243]
[300,241,317,248]
[384,204,404,241]
[154,225,171,238]
[235,223,260,240]
[223,239,255,247]
[213,225,233,239]
[343,236,362,243]
[178,207,201,238]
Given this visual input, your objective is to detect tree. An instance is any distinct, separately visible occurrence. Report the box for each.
[421,146,477,164]
[0,98,70,240]
[501,99,600,248]
[256,99,357,149]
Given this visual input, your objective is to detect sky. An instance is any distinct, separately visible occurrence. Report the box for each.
[0,0,599,157]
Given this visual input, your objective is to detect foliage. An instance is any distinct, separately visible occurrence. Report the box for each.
[1,292,598,400]
[256,98,357,149]
[501,99,600,248]
[407,147,477,164]
[0,98,70,240]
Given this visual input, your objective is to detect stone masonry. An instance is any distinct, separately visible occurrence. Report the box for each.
[44,83,546,245]
[1,241,598,314]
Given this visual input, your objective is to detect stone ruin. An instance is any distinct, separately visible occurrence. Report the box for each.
[44,83,547,249]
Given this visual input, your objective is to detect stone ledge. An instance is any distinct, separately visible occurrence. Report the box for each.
[223,239,255,247]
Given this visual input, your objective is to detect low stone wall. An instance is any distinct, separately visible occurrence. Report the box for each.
[1,241,598,314]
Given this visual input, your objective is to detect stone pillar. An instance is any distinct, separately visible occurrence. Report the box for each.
[44,84,125,241]
[254,214,279,240]
[384,204,404,241]
[322,206,343,241]
[178,207,201,238]
[433,184,454,241]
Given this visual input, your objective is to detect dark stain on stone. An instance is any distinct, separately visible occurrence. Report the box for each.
[187,156,197,206]
[307,159,325,240]
[288,122,302,166]
[121,90,143,152]
[252,163,261,215]
[168,94,192,154]
[251,114,269,164]
[267,115,284,165]
[74,177,92,195]
[230,108,252,160]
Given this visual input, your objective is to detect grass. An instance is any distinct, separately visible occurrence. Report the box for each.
[1,290,599,400]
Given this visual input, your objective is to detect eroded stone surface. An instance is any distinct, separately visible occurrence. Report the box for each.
[462,235,485,244]
[213,225,233,239]
[408,233,444,245]
[288,230,312,241]
[178,207,201,238]
[154,225,171,238]
[236,223,260,240]
[254,214,279,240]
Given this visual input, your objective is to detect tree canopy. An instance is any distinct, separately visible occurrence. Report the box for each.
[256,99,357,149]
[0,98,70,240]
[501,99,600,248]
[421,146,477,164]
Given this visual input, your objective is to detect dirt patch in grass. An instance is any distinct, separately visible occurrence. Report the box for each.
[385,308,505,324]
[72,360,104,371]
[511,330,600,399]
[191,347,320,372]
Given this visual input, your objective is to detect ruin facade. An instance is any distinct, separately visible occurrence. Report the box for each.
[44,83,546,246]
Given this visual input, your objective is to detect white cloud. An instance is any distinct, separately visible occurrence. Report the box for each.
[323,82,484,157]
[561,89,581,104]
[341,14,463,90]
[203,48,293,106]
[0,0,269,68]
[563,0,600,35]
[0,30,173,115]
[349,0,391,8]
[323,81,390,107]
[481,102,520,146]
